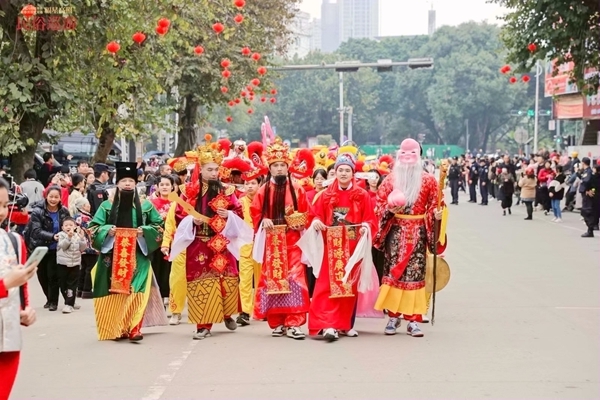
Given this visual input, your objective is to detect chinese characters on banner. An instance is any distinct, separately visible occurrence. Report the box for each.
[17,15,78,31]
[264,226,291,294]
[326,226,354,299]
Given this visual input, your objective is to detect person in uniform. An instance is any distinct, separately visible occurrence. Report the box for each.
[447,157,461,205]
[579,157,598,238]
[87,163,112,215]
[468,159,479,203]
[478,158,489,205]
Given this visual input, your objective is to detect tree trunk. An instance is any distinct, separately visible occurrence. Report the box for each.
[92,123,116,164]
[174,95,199,157]
[11,113,48,182]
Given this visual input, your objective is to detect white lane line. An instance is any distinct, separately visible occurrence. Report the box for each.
[555,307,600,310]
[141,339,198,400]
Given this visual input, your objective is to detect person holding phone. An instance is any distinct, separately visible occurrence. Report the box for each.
[25,185,70,311]
[0,177,37,399]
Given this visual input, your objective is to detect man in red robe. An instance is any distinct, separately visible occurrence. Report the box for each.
[308,153,378,341]
[250,138,310,340]
[168,136,244,340]
[374,138,446,337]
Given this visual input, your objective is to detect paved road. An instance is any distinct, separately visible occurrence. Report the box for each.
[12,190,600,399]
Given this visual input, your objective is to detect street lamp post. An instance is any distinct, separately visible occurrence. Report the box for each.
[533,60,543,154]
[339,71,344,146]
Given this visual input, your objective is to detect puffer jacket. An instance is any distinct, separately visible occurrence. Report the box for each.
[519,176,537,200]
[56,232,86,267]
[24,200,70,253]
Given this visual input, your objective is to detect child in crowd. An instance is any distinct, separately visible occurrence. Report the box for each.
[56,217,87,313]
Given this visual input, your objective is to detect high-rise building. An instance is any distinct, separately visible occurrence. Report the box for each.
[320,0,380,53]
[321,0,340,52]
[287,11,312,58]
[428,4,436,35]
[310,18,322,51]
[338,0,379,43]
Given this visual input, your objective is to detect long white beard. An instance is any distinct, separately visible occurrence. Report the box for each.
[393,161,423,206]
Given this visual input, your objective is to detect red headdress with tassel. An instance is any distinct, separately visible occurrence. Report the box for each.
[247,141,264,167]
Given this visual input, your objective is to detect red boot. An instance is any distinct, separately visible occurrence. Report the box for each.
[129,318,144,342]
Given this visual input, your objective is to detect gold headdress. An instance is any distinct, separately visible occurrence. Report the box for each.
[197,134,224,166]
[264,137,290,165]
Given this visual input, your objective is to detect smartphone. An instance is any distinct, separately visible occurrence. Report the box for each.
[25,246,49,268]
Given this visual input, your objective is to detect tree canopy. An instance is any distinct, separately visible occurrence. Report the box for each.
[490,0,600,94]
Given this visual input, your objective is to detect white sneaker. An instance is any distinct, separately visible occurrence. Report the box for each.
[323,328,339,341]
[286,327,306,340]
[169,313,182,326]
[340,328,358,337]
[555,218,562,223]
[551,217,557,222]
[272,325,285,337]
[62,305,74,314]
[73,303,81,310]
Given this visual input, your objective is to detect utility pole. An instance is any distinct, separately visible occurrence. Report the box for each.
[347,106,353,142]
[534,60,543,154]
[465,118,469,152]
[339,71,344,146]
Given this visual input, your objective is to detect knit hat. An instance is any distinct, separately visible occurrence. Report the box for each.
[334,153,356,172]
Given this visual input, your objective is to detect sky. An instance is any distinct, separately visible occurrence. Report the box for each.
[298,0,508,36]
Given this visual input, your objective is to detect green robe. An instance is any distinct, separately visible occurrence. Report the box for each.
[88,198,165,340]
[89,199,164,298]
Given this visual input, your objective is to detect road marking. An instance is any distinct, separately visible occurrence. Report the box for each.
[141,339,198,400]
[555,307,600,310]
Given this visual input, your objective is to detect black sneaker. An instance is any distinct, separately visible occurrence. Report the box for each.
[48,303,58,311]
[581,232,594,238]
[236,312,250,326]
[43,302,50,309]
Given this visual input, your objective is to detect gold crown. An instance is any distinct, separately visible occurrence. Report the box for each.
[264,137,290,165]
[197,134,224,166]
[284,211,308,229]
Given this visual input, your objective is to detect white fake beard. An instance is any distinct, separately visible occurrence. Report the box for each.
[393,160,423,206]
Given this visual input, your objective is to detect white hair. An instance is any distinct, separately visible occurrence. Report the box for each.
[393,155,423,206]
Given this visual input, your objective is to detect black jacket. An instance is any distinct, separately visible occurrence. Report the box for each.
[25,200,70,252]
[87,179,109,215]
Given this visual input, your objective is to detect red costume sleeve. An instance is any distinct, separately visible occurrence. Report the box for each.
[308,186,328,226]
[294,184,309,215]
[250,185,266,232]
[0,280,8,299]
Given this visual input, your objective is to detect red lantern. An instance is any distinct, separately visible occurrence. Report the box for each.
[234,98,241,104]
[228,101,235,107]
[257,66,267,75]
[522,75,531,83]
[222,69,232,79]
[132,32,146,44]
[234,0,246,8]
[21,4,37,19]
[249,95,255,101]
[270,88,277,95]
[221,59,231,68]
[509,76,517,84]
[247,108,253,114]
[157,18,170,28]
[251,78,260,86]
[260,97,267,103]
[221,87,229,93]
[106,41,120,54]
[270,98,277,104]
[241,47,251,56]
[251,52,261,61]
[527,43,537,53]
[241,90,247,97]
[156,26,168,35]
[234,14,244,24]
[194,45,204,55]
[213,22,225,34]
[226,116,233,123]
[500,65,510,74]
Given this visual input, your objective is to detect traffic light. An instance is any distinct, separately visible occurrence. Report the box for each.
[527,109,534,117]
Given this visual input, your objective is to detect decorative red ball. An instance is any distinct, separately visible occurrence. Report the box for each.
[270,98,276,104]
[234,14,244,24]
[221,59,231,68]
[194,45,204,55]
[251,52,261,61]
[157,18,170,28]
[527,43,537,53]
[260,97,267,103]
[228,101,235,107]
[270,88,277,95]
[213,22,225,34]
[132,32,146,44]
[247,108,253,114]
[241,90,247,97]
[234,98,241,104]
[234,0,246,8]
[222,69,232,79]
[509,76,517,84]
[241,47,251,56]
[221,87,229,93]
[106,41,120,54]
[522,75,531,83]
[156,26,168,35]
[226,116,233,123]
[251,78,261,86]
[257,66,267,75]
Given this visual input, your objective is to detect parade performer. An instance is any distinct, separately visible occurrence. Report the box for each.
[305,152,377,341]
[236,164,267,326]
[289,148,315,193]
[250,137,310,340]
[166,135,246,340]
[373,139,447,337]
[88,162,167,341]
